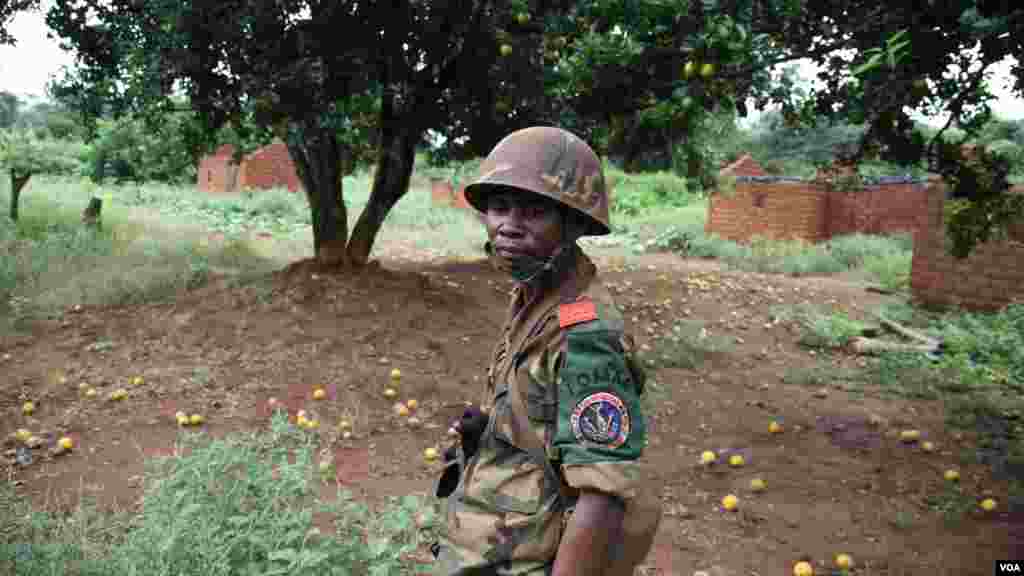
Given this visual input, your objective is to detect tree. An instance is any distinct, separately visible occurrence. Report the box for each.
[538,2,1024,257]
[537,2,801,177]
[82,111,203,185]
[788,3,1024,256]
[15,99,86,140]
[0,129,84,221]
[0,91,20,129]
[745,110,867,168]
[46,1,1024,261]
[0,0,38,46]
[46,0,843,266]
[46,0,565,268]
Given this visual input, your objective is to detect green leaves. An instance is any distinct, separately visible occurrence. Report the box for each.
[66,412,440,576]
[0,129,85,178]
[852,29,911,77]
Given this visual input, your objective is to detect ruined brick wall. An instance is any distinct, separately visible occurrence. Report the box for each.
[827,180,934,238]
[707,157,933,243]
[197,140,301,194]
[910,185,1024,311]
[197,144,239,194]
[237,140,302,193]
[705,179,829,243]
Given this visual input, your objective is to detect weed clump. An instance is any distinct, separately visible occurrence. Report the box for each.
[0,412,440,575]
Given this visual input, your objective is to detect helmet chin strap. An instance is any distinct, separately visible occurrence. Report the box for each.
[487,209,582,285]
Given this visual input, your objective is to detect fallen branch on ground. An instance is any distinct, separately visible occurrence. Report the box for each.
[871,312,941,347]
[848,336,940,356]
[866,285,897,295]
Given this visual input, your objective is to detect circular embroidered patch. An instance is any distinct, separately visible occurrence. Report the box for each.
[571,392,630,448]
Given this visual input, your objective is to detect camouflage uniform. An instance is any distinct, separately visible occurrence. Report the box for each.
[432,243,649,575]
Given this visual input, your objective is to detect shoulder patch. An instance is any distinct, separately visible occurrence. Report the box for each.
[571,391,630,448]
[559,298,598,328]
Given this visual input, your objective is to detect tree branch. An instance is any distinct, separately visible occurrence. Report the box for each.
[925,61,994,166]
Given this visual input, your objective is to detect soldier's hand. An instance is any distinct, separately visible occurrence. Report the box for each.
[436,452,460,498]
[455,406,488,460]
[435,406,487,499]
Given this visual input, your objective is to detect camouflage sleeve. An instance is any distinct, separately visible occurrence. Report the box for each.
[551,321,647,502]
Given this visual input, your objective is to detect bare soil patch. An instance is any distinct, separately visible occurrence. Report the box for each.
[2,244,1019,576]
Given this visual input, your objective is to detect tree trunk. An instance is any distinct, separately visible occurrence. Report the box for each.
[623,119,641,173]
[347,126,420,266]
[285,125,349,267]
[8,170,30,221]
[664,128,674,172]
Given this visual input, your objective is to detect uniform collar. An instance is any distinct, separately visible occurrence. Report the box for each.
[508,244,595,322]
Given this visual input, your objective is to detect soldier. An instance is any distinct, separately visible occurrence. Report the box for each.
[432,126,662,576]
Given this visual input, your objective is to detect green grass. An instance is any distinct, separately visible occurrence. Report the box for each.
[781,362,867,396]
[362,172,488,257]
[770,303,870,349]
[611,180,915,286]
[0,176,282,331]
[923,483,978,526]
[825,233,915,290]
[1,162,913,326]
[0,170,487,331]
[606,166,698,218]
[0,412,440,576]
[642,222,913,283]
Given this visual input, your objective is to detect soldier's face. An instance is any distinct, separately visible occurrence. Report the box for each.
[484,188,564,259]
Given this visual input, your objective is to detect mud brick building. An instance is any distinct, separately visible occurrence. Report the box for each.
[707,154,1024,311]
[197,140,302,194]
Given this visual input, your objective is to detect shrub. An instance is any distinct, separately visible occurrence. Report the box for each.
[83,114,198,185]
[608,168,695,217]
[824,233,913,268]
[0,413,440,576]
[772,303,868,349]
[862,250,913,290]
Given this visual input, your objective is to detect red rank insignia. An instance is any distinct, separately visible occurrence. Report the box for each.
[558,298,597,328]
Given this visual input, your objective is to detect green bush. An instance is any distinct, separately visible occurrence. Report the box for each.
[608,167,695,217]
[838,233,916,291]
[862,251,913,290]
[862,304,1022,395]
[0,130,88,180]
[771,303,868,349]
[84,114,198,185]
[0,413,440,576]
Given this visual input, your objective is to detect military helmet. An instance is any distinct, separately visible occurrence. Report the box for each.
[463,126,611,236]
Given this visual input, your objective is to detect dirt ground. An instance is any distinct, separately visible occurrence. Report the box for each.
[2,235,1021,576]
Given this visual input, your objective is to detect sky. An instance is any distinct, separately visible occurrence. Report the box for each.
[3,4,1024,126]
